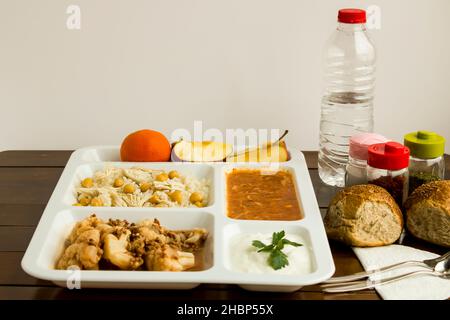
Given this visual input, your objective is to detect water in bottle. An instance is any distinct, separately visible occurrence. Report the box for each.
[318,8,376,187]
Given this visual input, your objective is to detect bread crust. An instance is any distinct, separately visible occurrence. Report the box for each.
[325,184,403,247]
[405,180,450,213]
[405,180,450,247]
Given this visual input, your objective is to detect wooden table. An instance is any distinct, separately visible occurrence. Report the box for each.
[0,150,448,300]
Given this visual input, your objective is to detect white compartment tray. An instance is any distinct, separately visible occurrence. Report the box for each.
[22,146,335,292]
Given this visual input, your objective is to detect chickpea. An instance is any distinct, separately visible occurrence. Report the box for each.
[189,192,203,204]
[79,196,91,206]
[149,194,160,204]
[194,201,204,208]
[113,177,124,188]
[155,173,169,182]
[123,184,135,194]
[168,170,180,179]
[90,197,103,207]
[140,182,151,192]
[81,177,93,188]
[169,190,183,204]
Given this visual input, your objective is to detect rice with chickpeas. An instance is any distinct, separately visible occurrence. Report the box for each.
[74,166,209,208]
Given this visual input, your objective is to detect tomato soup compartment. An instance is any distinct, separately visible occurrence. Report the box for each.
[223,166,305,221]
[62,162,215,208]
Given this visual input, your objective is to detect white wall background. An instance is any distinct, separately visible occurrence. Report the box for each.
[1,0,449,152]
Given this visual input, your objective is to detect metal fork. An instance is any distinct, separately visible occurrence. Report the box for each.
[321,270,450,293]
[323,251,450,284]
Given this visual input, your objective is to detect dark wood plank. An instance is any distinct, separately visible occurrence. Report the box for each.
[0,252,49,286]
[400,232,449,255]
[0,151,73,167]
[447,160,450,179]
[0,150,447,173]
[0,150,313,169]
[0,204,45,226]
[0,226,35,252]
[0,285,378,300]
[328,241,366,276]
[0,168,63,205]
[302,151,318,169]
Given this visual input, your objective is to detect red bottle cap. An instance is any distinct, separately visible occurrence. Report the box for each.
[368,142,410,171]
[338,9,366,24]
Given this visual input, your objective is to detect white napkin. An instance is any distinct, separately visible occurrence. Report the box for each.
[353,245,450,300]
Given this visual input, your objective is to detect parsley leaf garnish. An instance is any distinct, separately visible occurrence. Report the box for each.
[270,249,289,270]
[251,240,266,249]
[251,231,303,270]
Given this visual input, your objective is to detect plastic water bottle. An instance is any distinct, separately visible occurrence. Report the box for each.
[318,8,376,187]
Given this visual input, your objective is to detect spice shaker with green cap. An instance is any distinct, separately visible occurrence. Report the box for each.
[404,130,446,194]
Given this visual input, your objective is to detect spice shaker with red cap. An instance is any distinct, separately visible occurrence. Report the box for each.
[367,142,410,206]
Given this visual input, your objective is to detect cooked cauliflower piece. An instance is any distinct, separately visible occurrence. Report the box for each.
[56,216,103,270]
[103,231,143,270]
[145,244,195,271]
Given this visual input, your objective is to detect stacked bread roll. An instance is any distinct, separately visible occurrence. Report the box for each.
[324,181,450,247]
[404,180,450,247]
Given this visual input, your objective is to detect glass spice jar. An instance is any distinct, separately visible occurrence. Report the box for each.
[404,130,446,194]
[367,142,410,207]
[345,133,388,187]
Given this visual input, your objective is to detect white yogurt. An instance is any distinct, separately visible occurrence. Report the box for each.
[228,233,313,275]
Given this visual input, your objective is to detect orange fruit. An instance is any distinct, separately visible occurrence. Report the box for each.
[120,129,171,162]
